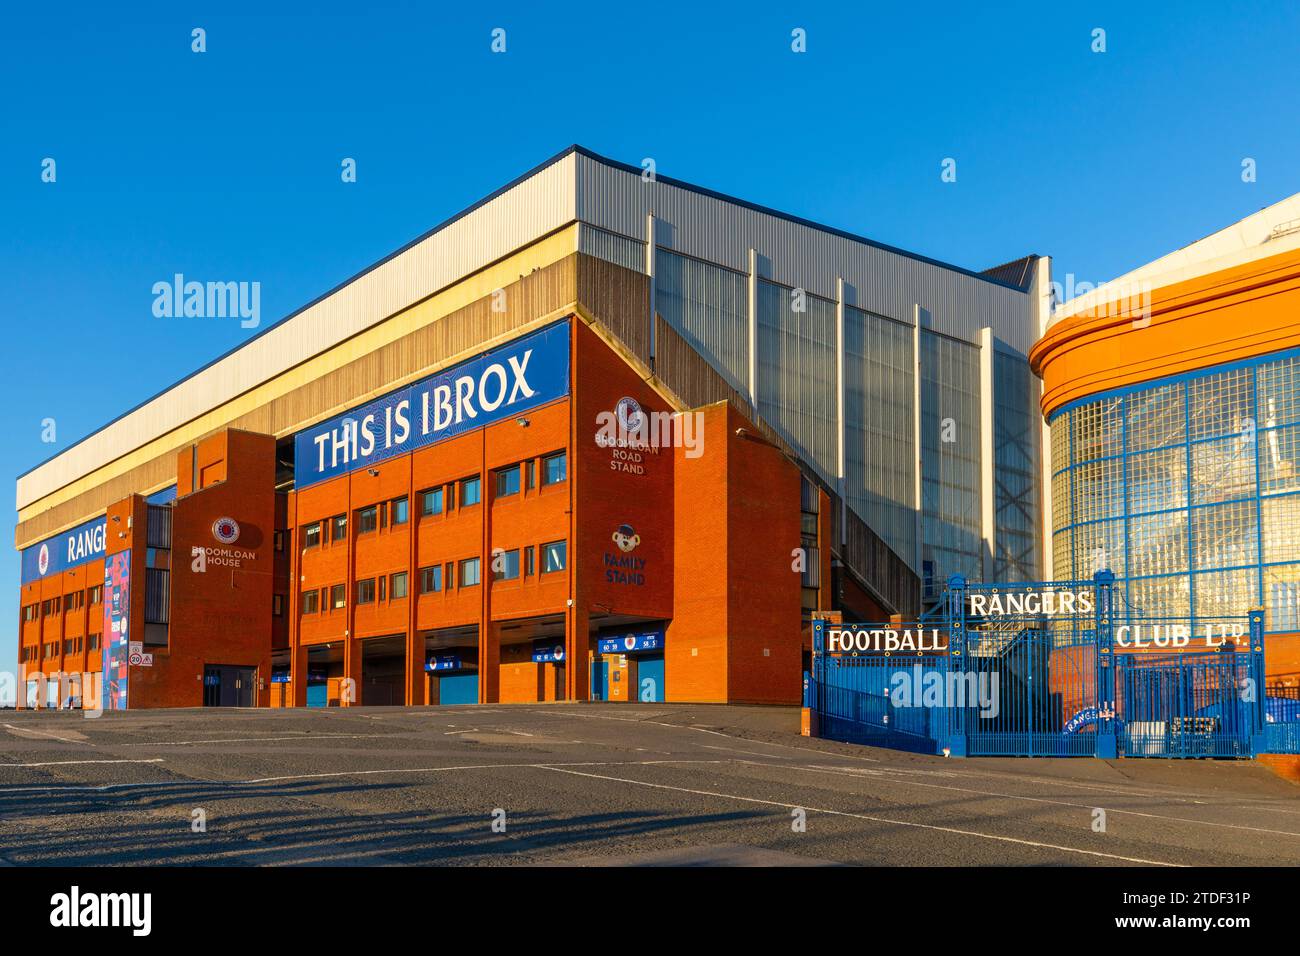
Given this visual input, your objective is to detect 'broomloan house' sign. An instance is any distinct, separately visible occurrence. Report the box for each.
[294,323,570,489]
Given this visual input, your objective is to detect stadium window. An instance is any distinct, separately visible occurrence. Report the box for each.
[272,594,284,617]
[390,497,409,525]
[331,513,347,542]
[356,578,376,604]
[542,451,567,485]
[22,604,37,622]
[391,571,408,599]
[331,584,346,610]
[493,549,520,581]
[445,562,455,590]
[524,545,535,576]
[88,634,101,652]
[421,487,443,516]
[274,530,286,552]
[88,585,102,605]
[542,540,567,573]
[420,565,442,594]
[459,556,481,587]
[495,465,520,498]
[303,521,323,549]
[301,590,319,614]
[524,459,535,490]
[357,504,378,534]
[460,476,481,507]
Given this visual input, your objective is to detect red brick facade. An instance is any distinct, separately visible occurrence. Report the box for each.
[17,316,817,709]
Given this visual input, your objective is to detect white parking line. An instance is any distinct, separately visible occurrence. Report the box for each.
[3,724,90,745]
[1,759,164,768]
[0,758,732,792]
[537,764,1180,866]
[122,734,387,747]
[770,761,1300,838]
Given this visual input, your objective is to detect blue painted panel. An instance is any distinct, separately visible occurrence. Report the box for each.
[20,516,107,584]
[591,661,609,701]
[306,684,329,708]
[637,654,665,702]
[439,674,479,706]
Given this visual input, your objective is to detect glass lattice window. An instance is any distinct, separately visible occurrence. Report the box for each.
[1128,511,1189,578]
[1262,494,1300,564]
[1191,500,1258,570]
[1071,398,1122,463]
[1191,435,1256,504]
[1126,446,1186,515]
[1126,382,1186,452]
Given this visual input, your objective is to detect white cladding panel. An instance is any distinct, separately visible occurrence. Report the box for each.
[573,153,1033,353]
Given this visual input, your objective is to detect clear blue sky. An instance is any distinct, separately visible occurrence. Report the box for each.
[3,0,1299,670]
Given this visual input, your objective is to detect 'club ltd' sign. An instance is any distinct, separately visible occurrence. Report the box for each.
[294,323,569,489]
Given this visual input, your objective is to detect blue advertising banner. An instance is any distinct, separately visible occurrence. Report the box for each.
[294,322,570,490]
[597,630,664,655]
[426,654,463,672]
[532,640,565,663]
[103,551,131,711]
[20,515,107,584]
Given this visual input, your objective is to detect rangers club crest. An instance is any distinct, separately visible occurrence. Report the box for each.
[37,543,49,576]
[211,517,241,545]
[615,396,643,434]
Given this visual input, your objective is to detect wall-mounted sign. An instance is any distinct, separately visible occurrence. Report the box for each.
[826,628,947,654]
[295,322,570,490]
[103,552,131,711]
[211,517,241,545]
[597,630,664,655]
[426,654,463,672]
[21,516,107,583]
[967,589,1095,617]
[532,641,565,663]
[604,523,646,586]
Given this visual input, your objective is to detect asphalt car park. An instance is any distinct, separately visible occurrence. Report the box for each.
[0,703,1296,866]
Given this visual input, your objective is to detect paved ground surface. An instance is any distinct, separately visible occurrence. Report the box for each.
[0,703,1296,866]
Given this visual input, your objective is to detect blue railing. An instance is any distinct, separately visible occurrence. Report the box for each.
[810,571,1268,759]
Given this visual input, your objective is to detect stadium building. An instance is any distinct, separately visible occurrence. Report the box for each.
[1032,193,1300,688]
[15,146,1047,709]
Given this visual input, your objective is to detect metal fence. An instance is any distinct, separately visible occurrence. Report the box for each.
[809,571,1276,758]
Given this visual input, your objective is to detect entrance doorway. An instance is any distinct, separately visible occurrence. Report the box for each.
[361,634,407,706]
[203,665,256,707]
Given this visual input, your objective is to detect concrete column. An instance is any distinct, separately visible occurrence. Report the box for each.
[836,278,847,538]
[565,603,590,701]
[405,453,422,705]
[747,248,759,411]
[912,311,924,577]
[647,212,657,365]
[979,327,997,583]
[342,637,362,707]
[1031,256,1055,579]
[478,620,500,704]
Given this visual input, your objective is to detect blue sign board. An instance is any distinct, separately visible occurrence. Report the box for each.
[597,630,665,655]
[426,654,463,673]
[532,640,566,663]
[21,515,108,584]
[294,322,570,489]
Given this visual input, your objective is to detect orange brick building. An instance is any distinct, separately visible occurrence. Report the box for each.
[15,147,1044,710]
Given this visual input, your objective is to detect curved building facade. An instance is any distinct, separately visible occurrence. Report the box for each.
[1031,197,1300,684]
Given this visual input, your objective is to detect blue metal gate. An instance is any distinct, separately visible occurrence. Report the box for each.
[809,571,1267,759]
